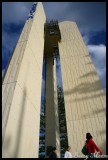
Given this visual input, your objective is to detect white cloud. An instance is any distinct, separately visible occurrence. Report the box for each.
[2,2,106,94]
[87,44,106,68]
[87,44,106,93]
[82,35,90,45]
[104,88,106,94]
[2,69,5,77]
[87,44,106,55]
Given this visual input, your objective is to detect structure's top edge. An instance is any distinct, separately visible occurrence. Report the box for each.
[33,2,37,5]
[27,2,38,20]
[45,20,59,28]
[58,20,76,24]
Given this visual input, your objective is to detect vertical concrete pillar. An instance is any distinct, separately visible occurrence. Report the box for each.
[58,21,106,155]
[45,55,60,157]
[53,57,60,157]
[45,55,56,157]
[2,2,46,158]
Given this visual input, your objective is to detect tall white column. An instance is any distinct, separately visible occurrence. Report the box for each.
[2,3,46,158]
[45,55,56,157]
[45,55,60,157]
[58,21,106,154]
[53,57,60,158]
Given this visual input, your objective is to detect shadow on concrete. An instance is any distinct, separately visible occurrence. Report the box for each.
[80,71,97,78]
[100,130,106,135]
[45,55,55,157]
[83,55,89,57]
[64,80,102,96]
[74,92,104,102]
[100,139,106,155]
[93,108,106,114]
[85,62,92,65]
[2,88,27,158]
[13,88,27,157]
[2,135,11,155]
[81,107,106,119]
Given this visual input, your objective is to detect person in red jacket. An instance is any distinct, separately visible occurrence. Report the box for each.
[85,133,103,158]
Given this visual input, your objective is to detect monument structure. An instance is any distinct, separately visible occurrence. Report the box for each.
[2,2,106,158]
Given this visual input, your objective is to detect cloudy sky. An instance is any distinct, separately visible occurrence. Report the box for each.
[2,2,106,93]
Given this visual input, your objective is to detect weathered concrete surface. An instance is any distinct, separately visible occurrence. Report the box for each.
[58,21,106,155]
[45,56,60,157]
[2,2,46,158]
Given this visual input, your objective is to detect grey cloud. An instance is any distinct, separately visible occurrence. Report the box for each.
[97,67,106,94]
[2,29,19,51]
[2,2,32,64]
[2,2,106,93]
[2,69,5,77]
[2,28,21,65]
[43,2,106,33]
[87,44,106,69]
[2,2,32,25]
[87,44,106,93]
[2,2,106,34]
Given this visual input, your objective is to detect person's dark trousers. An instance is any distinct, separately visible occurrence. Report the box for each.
[88,153,94,158]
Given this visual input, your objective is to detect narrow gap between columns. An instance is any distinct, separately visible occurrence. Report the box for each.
[39,56,46,158]
[56,54,68,158]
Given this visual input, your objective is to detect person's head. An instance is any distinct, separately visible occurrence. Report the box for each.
[52,147,57,153]
[66,146,71,152]
[86,133,93,141]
